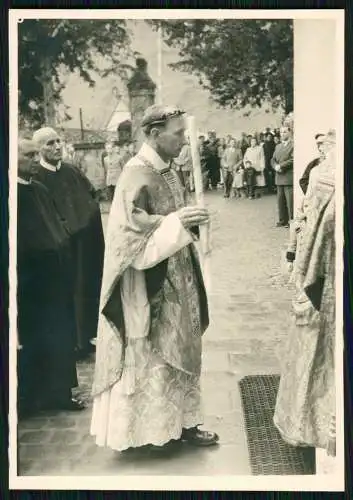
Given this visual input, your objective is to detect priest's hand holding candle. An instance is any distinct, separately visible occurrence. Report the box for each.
[177,206,209,230]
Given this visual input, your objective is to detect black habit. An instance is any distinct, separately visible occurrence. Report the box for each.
[34,162,105,353]
[299,157,321,195]
[204,140,221,188]
[17,181,78,411]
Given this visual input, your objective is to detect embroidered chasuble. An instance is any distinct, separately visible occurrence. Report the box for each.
[91,143,209,451]
[274,159,336,452]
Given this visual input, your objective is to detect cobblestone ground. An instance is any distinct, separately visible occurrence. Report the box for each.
[18,190,294,476]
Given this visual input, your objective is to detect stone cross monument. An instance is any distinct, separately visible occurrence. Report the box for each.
[127,57,156,150]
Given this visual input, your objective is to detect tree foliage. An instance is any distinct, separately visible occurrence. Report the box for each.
[18,19,132,128]
[149,19,293,114]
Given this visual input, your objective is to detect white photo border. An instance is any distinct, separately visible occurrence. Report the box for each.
[8,8,345,492]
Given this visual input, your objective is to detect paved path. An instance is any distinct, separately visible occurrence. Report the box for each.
[18,191,293,476]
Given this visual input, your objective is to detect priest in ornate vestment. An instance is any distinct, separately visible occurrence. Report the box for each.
[274,131,336,454]
[17,139,84,414]
[32,128,105,359]
[91,105,219,451]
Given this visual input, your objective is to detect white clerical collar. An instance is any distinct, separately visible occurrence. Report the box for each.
[40,157,62,172]
[138,142,170,172]
[18,177,31,185]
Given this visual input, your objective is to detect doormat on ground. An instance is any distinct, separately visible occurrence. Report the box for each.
[238,374,316,475]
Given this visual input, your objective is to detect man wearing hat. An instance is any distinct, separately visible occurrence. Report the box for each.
[17,139,84,413]
[91,104,219,452]
[32,127,105,360]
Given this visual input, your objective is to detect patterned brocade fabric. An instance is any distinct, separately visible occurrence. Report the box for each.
[161,169,202,338]
[90,339,203,451]
[274,172,336,452]
[144,165,203,376]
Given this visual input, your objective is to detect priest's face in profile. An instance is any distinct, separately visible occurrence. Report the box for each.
[155,115,187,160]
[18,143,39,179]
[41,134,63,165]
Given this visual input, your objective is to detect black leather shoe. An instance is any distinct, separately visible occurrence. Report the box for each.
[63,398,87,411]
[181,427,219,446]
[46,397,86,412]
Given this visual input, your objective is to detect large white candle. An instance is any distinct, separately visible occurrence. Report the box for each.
[187,115,212,293]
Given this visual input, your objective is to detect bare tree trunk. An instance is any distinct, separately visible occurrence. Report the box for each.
[42,58,56,127]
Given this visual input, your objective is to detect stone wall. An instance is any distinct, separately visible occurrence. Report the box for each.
[293,18,338,210]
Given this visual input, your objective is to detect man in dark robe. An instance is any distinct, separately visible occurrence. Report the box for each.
[205,131,221,190]
[263,133,276,193]
[17,139,85,414]
[32,128,105,360]
[240,134,250,158]
[299,134,326,195]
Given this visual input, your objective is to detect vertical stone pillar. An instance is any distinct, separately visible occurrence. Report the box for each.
[294,18,343,478]
[127,58,156,150]
[293,19,337,211]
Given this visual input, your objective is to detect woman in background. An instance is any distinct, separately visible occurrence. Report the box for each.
[243,136,266,196]
[222,138,242,198]
[218,137,227,187]
[104,143,124,201]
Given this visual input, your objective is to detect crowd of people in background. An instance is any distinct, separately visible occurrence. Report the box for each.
[178,127,281,198]
[174,126,293,229]
[60,127,285,208]
[60,126,293,229]
[61,140,136,203]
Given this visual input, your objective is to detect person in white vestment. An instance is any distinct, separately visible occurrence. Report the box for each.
[243,136,266,193]
[90,105,219,452]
